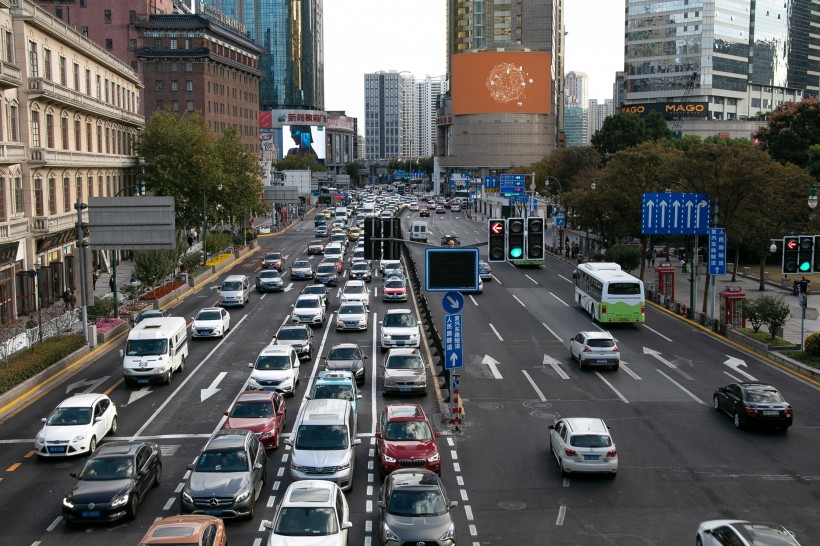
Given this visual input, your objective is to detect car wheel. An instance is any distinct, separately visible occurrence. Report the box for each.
[733,411,743,429]
[608,471,617,479]
[380,345,387,353]
[178,357,185,373]
[166,370,173,385]
[696,536,703,546]
[578,358,585,371]
[126,493,139,520]
[713,396,720,411]
[110,416,118,435]
[88,436,97,453]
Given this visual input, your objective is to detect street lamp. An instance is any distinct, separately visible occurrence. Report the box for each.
[202,182,223,264]
[808,185,819,209]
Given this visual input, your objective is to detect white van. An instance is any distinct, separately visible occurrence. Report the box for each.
[410,220,428,242]
[121,316,188,386]
[334,207,349,222]
[218,274,250,307]
[285,398,360,491]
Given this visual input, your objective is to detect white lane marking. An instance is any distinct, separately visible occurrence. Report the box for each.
[549,292,571,307]
[252,539,262,546]
[276,467,285,477]
[656,369,705,404]
[491,274,502,284]
[131,314,249,439]
[513,295,526,307]
[446,437,455,447]
[725,355,757,381]
[366,499,373,512]
[453,462,460,472]
[470,524,478,536]
[364,538,372,546]
[522,370,547,401]
[365,520,373,532]
[457,476,464,486]
[723,371,744,382]
[489,323,504,341]
[558,274,573,283]
[595,372,629,403]
[643,324,673,342]
[525,274,539,285]
[469,294,479,306]
[563,477,570,487]
[174,483,183,493]
[465,505,474,521]
[46,517,62,532]
[541,322,562,342]
[543,354,569,380]
[643,347,694,380]
[163,497,175,510]
[556,505,567,525]
[266,496,276,508]
[619,361,642,380]
[460,489,469,501]
[450,450,458,460]
[367,485,373,496]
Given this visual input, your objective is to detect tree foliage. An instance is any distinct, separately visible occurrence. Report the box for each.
[605,245,642,272]
[753,97,820,170]
[215,127,267,223]
[591,112,650,160]
[134,249,177,289]
[276,154,327,172]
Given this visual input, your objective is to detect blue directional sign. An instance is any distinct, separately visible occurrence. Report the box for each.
[554,212,565,228]
[641,192,710,235]
[444,314,463,369]
[508,194,529,204]
[708,227,727,275]
[442,291,464,314]
[500,174,526,195]
[484,176,499,189]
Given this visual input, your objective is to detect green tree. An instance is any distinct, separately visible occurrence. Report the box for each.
[644,111,673,141]
[134,249,177,290]
[276,154,327,172]
[215,127,267,228]
[753,97,820,169]
[754,294,790,339]
[807,144,820,180]
[605,245,642,272]
[590,112,650,160]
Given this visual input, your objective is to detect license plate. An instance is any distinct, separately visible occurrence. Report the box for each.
[762,410,780,416]
[82,510,100,518]
[395,341,405,345]
[203,509,222,516]
[619,318,629,323]
[583,455,599,461]
[262,387,276,391]
[137,379,149,384]
[48,446,66,453]
[399,387,411,392]
[595,359,609,364]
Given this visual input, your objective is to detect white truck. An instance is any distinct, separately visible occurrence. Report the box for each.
[121,316,188,387]
[410,220,428,242]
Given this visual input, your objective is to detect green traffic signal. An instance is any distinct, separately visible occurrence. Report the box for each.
[800,261,811,272]
[510,247,523,259]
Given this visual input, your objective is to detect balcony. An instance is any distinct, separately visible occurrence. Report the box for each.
[0,217,30,241]
[29,148,139,169]
[32,210,76,234]
[27,78,144,127]
[0,142,27,164]
[0,60,22,89]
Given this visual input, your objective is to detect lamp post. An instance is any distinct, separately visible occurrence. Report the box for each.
[202,182,223,265]
[808,185,819,209]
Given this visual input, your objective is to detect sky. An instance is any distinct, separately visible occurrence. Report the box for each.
[323,0,625,126]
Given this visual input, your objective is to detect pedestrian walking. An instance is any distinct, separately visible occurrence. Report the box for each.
[68,289,76,311]
[62,289,71,311]
[650,250,656,267]
[92,268,100,289]
[799,276,810,295]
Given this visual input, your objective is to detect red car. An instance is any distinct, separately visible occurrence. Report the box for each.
[223,390,286,450]
[382,278,408,302]
[263,252,284,271]
[322,256,344,273]
[376,404,441,478]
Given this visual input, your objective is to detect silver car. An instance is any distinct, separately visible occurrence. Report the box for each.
[336,301,369,332]
[383,348,427,395]
[273,324,314,361]
[289,259,314,280]
[324,343,367,384]
[378,469,457,546]
[569,331,620,370]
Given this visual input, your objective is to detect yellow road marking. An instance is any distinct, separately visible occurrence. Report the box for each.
[6,463,21,472]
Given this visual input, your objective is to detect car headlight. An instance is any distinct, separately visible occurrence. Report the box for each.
[235,489,250,503]
[62,497,74,509]
[439,523,455,541]
[35,432,44,443]
[182,491,193,503]
[336,320,344,328]
[71,433,86,443]
[428,452,440,462]
[336,461,351,471]
[385,380,396,386]
[260,431,273,439]
[111,493,129,508]
[382,453,396,463]
[383,523,401,542]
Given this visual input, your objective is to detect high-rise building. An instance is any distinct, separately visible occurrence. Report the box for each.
[624,0,819,122]
[417,75,447,158]
[202,0,324,111]
[588,99,614,141]
[564,71,589,146]
[612,71,625,108]
[439,0,564,171]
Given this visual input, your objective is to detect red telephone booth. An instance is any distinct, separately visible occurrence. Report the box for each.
[719,285,746,330]
[654,264,676,303]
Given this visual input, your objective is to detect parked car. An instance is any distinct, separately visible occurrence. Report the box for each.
[376,404,441,478]
[713,382,793,430]
[378,469,457,546]
[139,515,227,546]
[324,343,367,385]
[35,393,118,457]
[191,307,230,339]
[224,390,286,450]
[548,417,618,477]
[62,441,161,523]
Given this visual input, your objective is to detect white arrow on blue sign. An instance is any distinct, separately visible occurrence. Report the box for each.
[641,192,710,235]
[708,227,727,275]
[442,291,464,314]
[444,314,463,369]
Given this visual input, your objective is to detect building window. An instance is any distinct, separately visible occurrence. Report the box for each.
[129,38,137,50]
[184,39,191,49]
[96,74,101,98]
[59,56,66,86]
[105,127,110,154]
[170,39,177,50]
[97,175,102,197]
[61,116,69,150]
[154,61,161,72]
[170,80,178,91]
[48,178,56,214]
[34,179,43,216]
[86,121,92,151]
[55,6,63,20]
[63,177,71,212]
[97,125,102,153]
[74,119,81,151]
[28,41,38,78]
[75,176,83,204]
[73,63,80,91]
[170,62,178,72]
[4,31,13,64]
[105,39,113,50]
[155,80,163,91]
[43,49,52,80]
[85,69,91,95]
[0,178,5,222]
[185,62,193,72]
[186,80,193,92]
[80,0,86,6]
[45,113,54,148]
[171,100,179,112]
[8,104,17,142]
[129,10,137,22]
[186,100,194,111]
[104,79,109,102]
[155,100,164,110]
[130,60,138,71]
[104,10,111,23]
[87,178,93,199]
[81,27,89,37]
[13,177,22,213]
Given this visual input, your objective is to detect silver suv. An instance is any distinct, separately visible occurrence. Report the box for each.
[378,469,457,546]
[569,331,620,370]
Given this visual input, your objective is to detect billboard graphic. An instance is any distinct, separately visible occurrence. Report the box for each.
[452,51,551,115]
[279,125,326,162]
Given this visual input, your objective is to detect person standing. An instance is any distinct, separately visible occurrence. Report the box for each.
[68,289,76,311]
[798,276,810,295]
[62,289,71,311]
[650,250,656,267]
[92,268,100,289]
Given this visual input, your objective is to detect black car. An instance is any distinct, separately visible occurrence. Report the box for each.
[314,263,339,286]
[181,429,266,519]
[418,208,430,217]
[62,441,161,524]
[349,262,372,282]
[713,382,793,430]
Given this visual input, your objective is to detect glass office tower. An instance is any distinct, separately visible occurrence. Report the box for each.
[203,0,324,110]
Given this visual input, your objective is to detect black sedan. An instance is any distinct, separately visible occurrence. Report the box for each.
[349,261,372,282]
[713,382,793,430]
[62,441,161,524]
[314,263,339,286]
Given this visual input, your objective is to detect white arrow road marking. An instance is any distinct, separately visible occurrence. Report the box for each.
[283,282,294,292]
[66,376,109,394]
[482,355,503,379]
[618,361,642,380]
[542,354,569,379]
[643,347,694,380]
[724,355,757,381]
[127,387,152,406]
[201,371,227,402]
[656,369,705,404]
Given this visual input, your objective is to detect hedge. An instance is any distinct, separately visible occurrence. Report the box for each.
[0,334,86,394]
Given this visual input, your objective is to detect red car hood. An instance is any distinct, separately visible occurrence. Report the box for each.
[382,438,437,459]
[225,417,274,433]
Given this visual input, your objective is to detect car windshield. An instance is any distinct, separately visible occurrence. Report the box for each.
[317,265,336,275]
[274,507,338,536]
[295,298,319,309]
[339,305,366,315]
[293,261,310,268]
[221,281,243,291]
[570,434,613,448]
[353,252,365,259]
[387,355,423,370]
[344,285,366,294]
[230,401,274,418]
[303,287,326,296]
[46,406,92,426]
[194,449,248,472]
[312,384,355,401]
[352,264,369,271]
[385,280,404,289]
[266,254,280,261]
[384,265,402,273]
[196,310,221,321]
[125,338,168,357]
[295,424,348,450]
[80,456,134,480]
[310,240,322,246]
[328,347,361,360]
[278,328,308,340]
[260,271,281,279]
[747,389,786,404]
[388,489,447,517]
[383,313,416,328]
[385,421,432,441]
[255,355,292,370]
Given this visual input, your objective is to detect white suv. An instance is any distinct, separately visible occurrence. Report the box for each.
[379,309,421,352]
[340,280,370,308]
[569,331,620,370]
[548,417,618,477]
[247,345,300,396]
[291,295,326,326]
[264,480,352,545]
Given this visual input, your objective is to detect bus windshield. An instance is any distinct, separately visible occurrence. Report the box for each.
[607,282,642,296]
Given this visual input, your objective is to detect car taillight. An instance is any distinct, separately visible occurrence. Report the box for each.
[606,449,617,458]
[745,407,760,416]
[612,346,619,353]
[641,304,645,314]
[785,408,793,416]
[564,448,577,456]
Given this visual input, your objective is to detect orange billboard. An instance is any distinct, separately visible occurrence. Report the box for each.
[452,51,552,115]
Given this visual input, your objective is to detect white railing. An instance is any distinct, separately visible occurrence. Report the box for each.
[0,217,30,240]
[0,308,79,358]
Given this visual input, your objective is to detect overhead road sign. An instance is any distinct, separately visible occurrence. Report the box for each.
[500,174,526,195]
[641,192,710,235]
[554,212,565,228]
[88,196,176,250]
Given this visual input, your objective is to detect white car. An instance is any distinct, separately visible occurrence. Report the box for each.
[191,307,230,339]
[291,294,326,326]
[379,259,401,273]
[379,309,422,352]
[569,331,620,370]
[248,345,301,396]
[548,417,618,477]
[34,394,118,457]
[264,480,352,546]
[696,520,802,546]
[340,280,370,307]
[324,243,344,262]
[336,301,369,331]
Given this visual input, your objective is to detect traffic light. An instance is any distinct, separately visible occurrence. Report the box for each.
[507,218,524,260]
[526,217,544,260]
[814,236,820,273]
[382,218,402,260]
[363,218,382,260]
[798,236,814,273]
[488,219,506,262]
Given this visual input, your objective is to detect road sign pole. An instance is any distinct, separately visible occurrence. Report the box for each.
[451,373,461,431]
[690,234,697,320]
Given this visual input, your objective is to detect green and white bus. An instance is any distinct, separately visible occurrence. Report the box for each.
[573,262,645,323]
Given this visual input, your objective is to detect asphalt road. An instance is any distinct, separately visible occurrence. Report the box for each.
[0,206,818,546]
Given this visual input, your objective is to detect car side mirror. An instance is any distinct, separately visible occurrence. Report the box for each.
[186,463,193,470]
[322,356,327,360]
[377,500,386,508]
[356,394,362,399]
[548,424,555,430]
[417,320,421,325]
[353,438,362,446]
[450,500,459,508]
[119,349,124,358]
[284,438,293,446]
[70,472,78,478]
[263,521,274,530]
[277,410,284,416]
[224,411,230,417]
[253,463,263,470]
[375,431,382,439]
[94,416,102,423]
[378,321,383,326]
[341,521,353,530]
[41,417,47,423]
[138,469,148,477]
[305,395,312,400]
[434,431,441,437]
